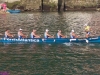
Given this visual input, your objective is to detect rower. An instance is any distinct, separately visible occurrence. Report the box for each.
[44,29,54,38]
[84,24,91,38]
[30,29,40,38]
[5,29,14,38]
[57,30,66,38]
[70,30,79,39]
[18,28,27,39]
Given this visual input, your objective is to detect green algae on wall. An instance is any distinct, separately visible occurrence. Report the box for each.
[6,0,100,11]
[6,1,21,9]
[65,0,99,8]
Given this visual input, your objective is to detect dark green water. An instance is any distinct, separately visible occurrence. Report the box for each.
[0,43,100,75]
[0,12,100,75]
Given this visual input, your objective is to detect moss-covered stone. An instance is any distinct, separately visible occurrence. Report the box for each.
[65,0,98,9]
[6,0,100,11]
[6,1,21,9]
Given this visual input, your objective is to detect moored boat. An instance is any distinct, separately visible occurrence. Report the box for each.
[7,9,21,13]
[0,36,100,44]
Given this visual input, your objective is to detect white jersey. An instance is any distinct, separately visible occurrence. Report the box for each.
[70,32,74,39]
[44,32,49,38]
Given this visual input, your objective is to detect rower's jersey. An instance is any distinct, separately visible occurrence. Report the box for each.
[86,32,90,35]
[18,32,22,39]
[5,32,9,38]
[85,26,90,31]
[44,32,49,38]
[30,32,35,38]
[57,33,62,38]
[70,32,75,39]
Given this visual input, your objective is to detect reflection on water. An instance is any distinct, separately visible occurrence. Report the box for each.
[0,43,100,75]
[0,12,100,75]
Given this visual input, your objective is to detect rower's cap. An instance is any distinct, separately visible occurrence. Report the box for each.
[33,29,36,31]
[19,28,23,31]
[71,30,74,32]
[58,30,61,32]
[46,29,49,32]
[84,24,87,26]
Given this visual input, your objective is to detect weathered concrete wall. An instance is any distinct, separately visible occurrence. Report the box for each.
[43,0,58,11]
[50,0,58,3]
[3,0,100,11]
[20,0,58,11]
[20,0,41,11]
[65,0,98,8]
[1,0,20,3]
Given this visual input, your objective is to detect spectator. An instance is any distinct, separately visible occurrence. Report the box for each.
[1,2,7,13]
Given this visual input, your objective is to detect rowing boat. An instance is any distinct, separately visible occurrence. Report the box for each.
[0,36,100,44]
[7,9,21,13]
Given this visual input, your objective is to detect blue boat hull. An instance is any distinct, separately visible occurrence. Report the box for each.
[7,10,20,13]
[0,36,100,44]
[0,38,69,44]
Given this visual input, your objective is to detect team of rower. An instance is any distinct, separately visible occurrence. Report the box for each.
[4,24,91,39]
